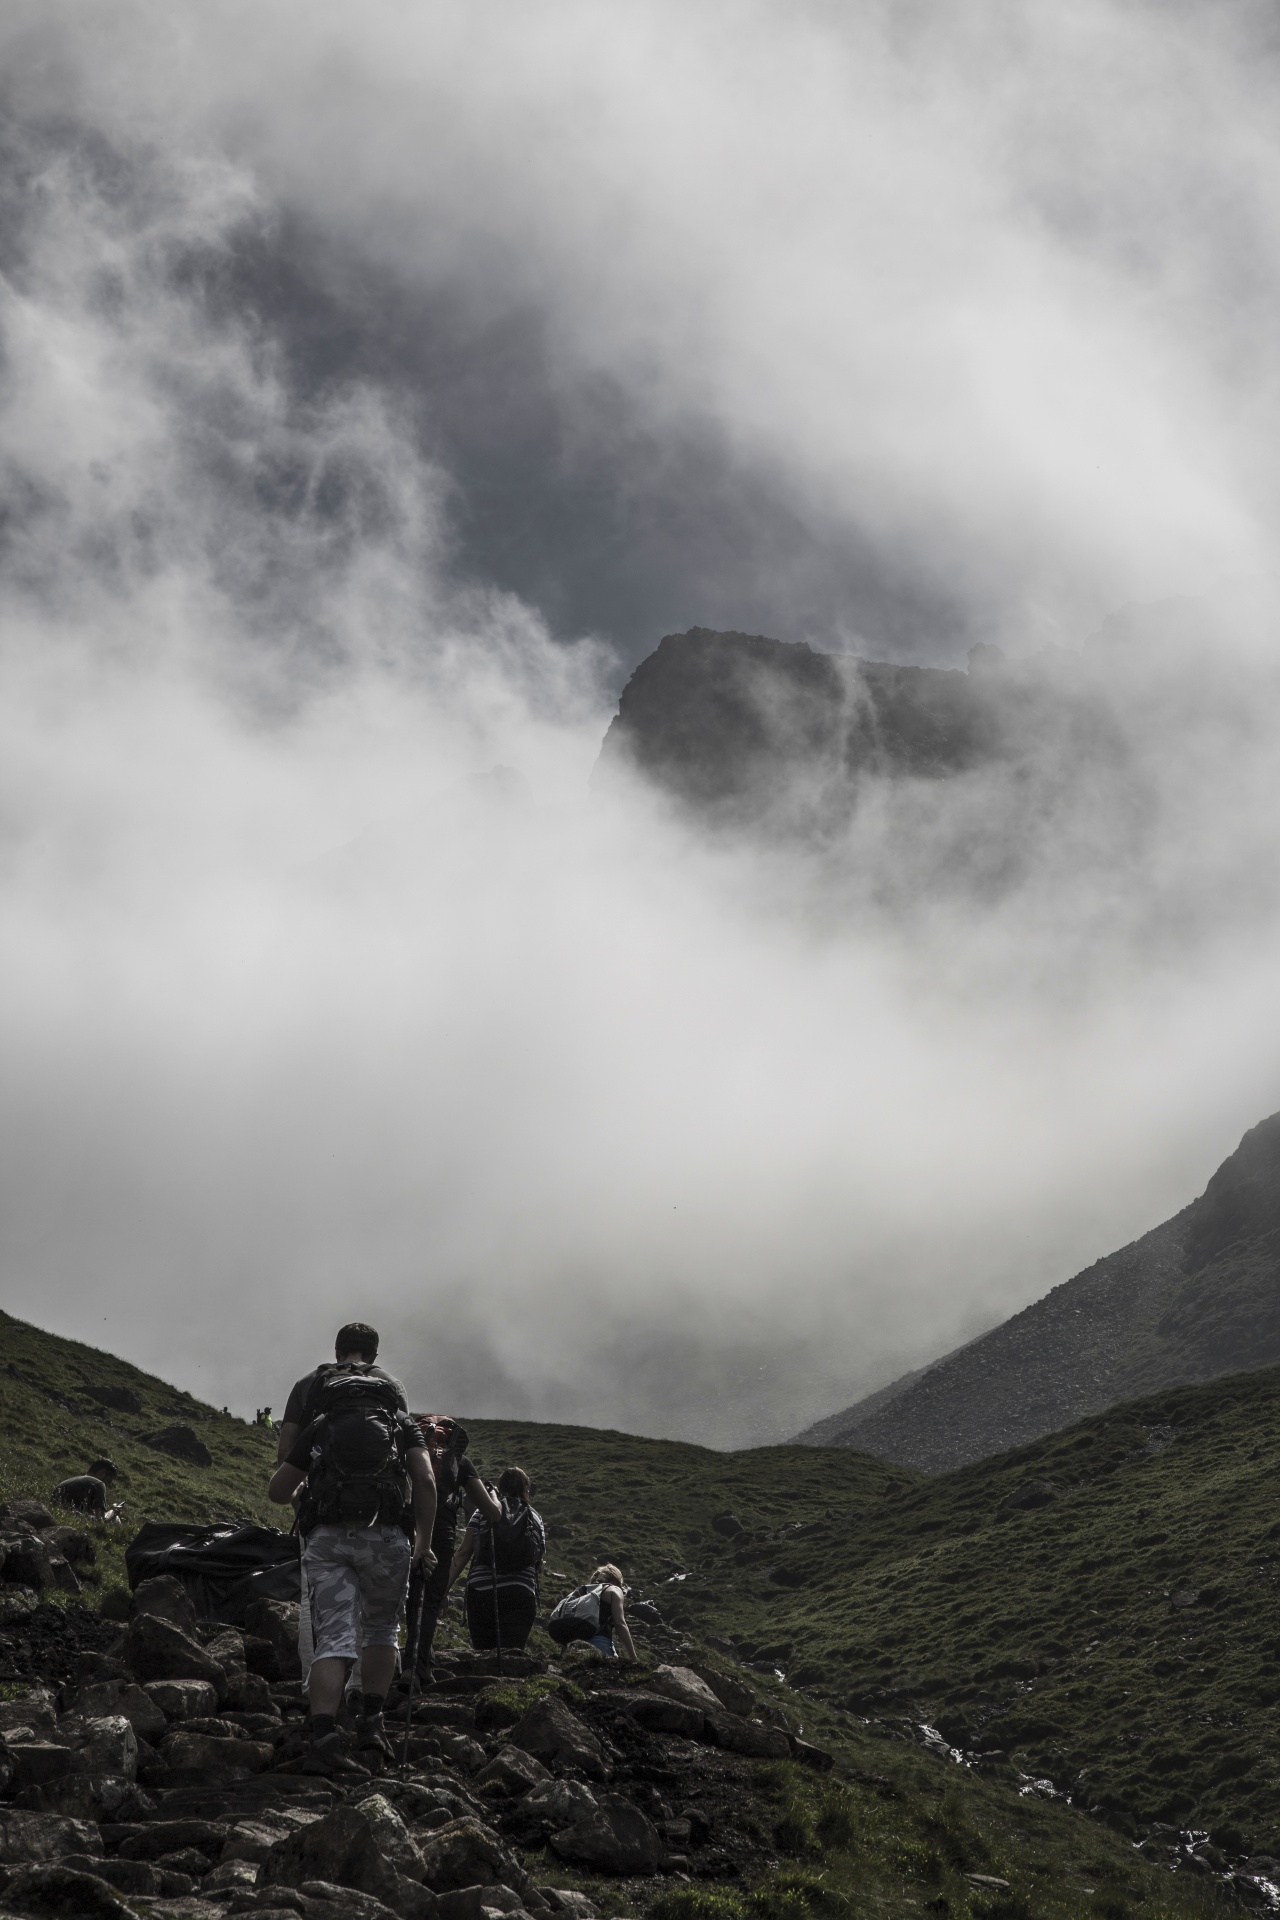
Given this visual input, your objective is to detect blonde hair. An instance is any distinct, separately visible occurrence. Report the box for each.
[592,1563,623,1586]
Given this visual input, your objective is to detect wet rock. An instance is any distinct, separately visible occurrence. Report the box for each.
[158,1728,274,1774]
[415,1817,528,1895]
[619,1695,704,1738]
[123,1614,228,1698]
[131,1573,199,1634]
[144,1677,220,1720]
[41,1528,95,1568]
[471,1748,551,1798]
[702,1707,790,1758]
[550,1792,661,1875]
[0,1501,56,1531]
[0,1863,134,1917]
[84,1384,143,1414]
[144,1423,213,1467]
[508,1696,610,1780]
[0,1810,103,1863]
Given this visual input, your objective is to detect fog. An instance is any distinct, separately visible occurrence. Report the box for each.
[2,1,1280,1444]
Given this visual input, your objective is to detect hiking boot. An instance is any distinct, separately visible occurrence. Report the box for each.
[356,1711,396,1773]
[301,1729,371,1778]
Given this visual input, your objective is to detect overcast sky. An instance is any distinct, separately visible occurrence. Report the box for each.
[2,1,1280,1445]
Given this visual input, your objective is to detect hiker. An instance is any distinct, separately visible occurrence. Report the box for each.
[268,1331,437,1775]
[53,1459,124,1524]
[449,1466,545,1652]
[275,1322,408,1465]
[405,1415,501,1680]
[256,1407,274,1429]
[547,1561,637,1660]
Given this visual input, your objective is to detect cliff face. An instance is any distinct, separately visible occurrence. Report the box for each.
[793,1112,1280,1470]
[592,626,1105,839]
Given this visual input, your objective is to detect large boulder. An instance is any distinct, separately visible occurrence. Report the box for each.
[142,1677,219,1721]
[118,1819,231,1862]
[0,1688,57,1733]
[702,1707,790,1757]
[0,1864,134,1917]
[66,1681,166,1743]
[201,1625,248,1675]
[8,1744,76,1792]
[0,1810,103,1863]
[0,1535,69,1593]
[618,1694,704,1737]
[0,1500,56,1530]
[42,1526,95,1567]
[549,1793,661,1875]
[130,1574,198,1636]
[85,1384,143,1414]
[685,1662,756,1717]
[143,1423,212,1467]
[122,1613,227,1699]
[260,1800,425,1911]
[507,1696,610,1780]
[354,1795,429,1882]
[650,1665,722,1711]
[415,1817,527,1895]
[61,1714,138,1781]
[243,1597,303,1682]
[516,1781,598,1834]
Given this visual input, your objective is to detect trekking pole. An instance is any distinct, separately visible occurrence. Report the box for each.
[401,1563,426,1771]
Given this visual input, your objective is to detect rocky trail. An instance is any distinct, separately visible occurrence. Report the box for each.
[0,1499,834,1920]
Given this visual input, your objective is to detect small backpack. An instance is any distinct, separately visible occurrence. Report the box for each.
[489,1500,543,1575]
[547,1581,605,1645]
[299,1366,408,1530]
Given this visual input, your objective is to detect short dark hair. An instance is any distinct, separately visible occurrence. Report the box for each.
[87,1458,118,1482]
[335,1322,379,1361]
[498,1466,530,1501]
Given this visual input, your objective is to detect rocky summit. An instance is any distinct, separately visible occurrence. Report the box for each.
[795,1107,1280,1471]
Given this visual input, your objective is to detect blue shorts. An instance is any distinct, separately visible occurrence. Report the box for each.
[588,1633,616,1657]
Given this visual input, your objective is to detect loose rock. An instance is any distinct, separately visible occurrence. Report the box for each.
[550,1792,661,1876]
[508,1696,610,1781]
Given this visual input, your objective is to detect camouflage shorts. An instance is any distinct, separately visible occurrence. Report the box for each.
[303,1523,411,1661]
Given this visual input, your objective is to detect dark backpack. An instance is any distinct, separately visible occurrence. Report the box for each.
[298,1367,408,1530]
[489,1499,542,1575]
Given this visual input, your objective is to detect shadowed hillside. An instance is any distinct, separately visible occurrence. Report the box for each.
[794,1111,1280,1471]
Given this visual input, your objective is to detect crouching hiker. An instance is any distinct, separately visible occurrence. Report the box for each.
[452,1466,545,1653]
[547,1561,636,1661]
[54,1458,124,1524]
[406,1415,501,1683]
[269,1353,437,1775]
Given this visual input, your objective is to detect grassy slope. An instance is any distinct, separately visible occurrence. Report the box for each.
[0,1309,1245,1920]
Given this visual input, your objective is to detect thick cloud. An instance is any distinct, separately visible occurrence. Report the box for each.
[1,3,1279,1443]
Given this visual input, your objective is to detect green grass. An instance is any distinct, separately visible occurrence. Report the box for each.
[0,1306,1260,1917]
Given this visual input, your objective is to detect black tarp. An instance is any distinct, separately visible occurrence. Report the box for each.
[125,1521,301,1623]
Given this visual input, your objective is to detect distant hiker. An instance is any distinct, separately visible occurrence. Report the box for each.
[450,1466,545,1652]
[268,1333,437,1775]
[406,1414,501,1681]
[547,1561,637,1660]
[255,1407,274,1429]
[275,1322,408,1465]
[53,1459,124,1524]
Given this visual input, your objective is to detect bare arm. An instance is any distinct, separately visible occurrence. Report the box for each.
[275,1420,300,1467]
[408,1448,438,1566]
[448,1524,478,1589]
[606,1586,637,1661]
[269,1460,305,1505]
[463,1473,502,1524]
